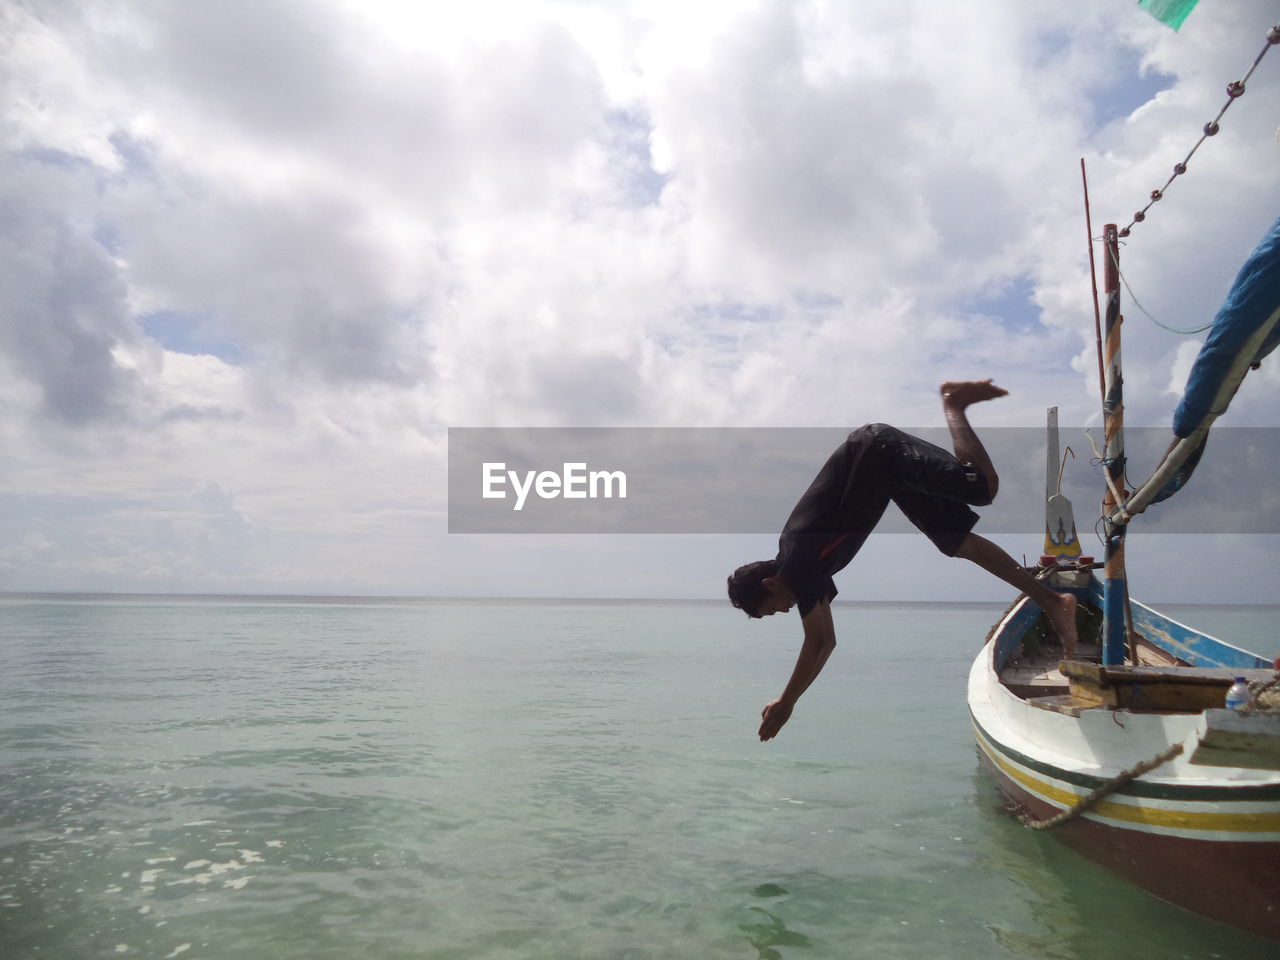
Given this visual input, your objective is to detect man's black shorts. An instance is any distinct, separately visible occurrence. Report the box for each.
[856,423,986,556]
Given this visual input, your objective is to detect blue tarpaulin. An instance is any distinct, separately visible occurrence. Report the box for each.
[1172,216,1280,438]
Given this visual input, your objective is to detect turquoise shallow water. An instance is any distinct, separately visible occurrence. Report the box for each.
[1,595,1277,960]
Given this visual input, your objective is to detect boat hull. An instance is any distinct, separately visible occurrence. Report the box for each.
[969,591,1280,941]
[973,713,1280,940]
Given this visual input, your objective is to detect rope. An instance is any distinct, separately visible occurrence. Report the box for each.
[1019,742,1185,831]
[1119,24,1279,240]
[1247,675,1280,708]
[1085,428,1128,514]
[1104,243,1214,335]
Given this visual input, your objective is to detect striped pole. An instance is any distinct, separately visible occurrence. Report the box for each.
[1101,224,1128,665]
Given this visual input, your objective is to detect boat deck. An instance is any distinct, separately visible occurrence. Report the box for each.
[999,645,1097,705]
[999,629,1276,715]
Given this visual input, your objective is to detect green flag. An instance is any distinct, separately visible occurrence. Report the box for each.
[1137,0,1200,30]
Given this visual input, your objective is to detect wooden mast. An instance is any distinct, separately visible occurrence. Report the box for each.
[1100,224,1129,665]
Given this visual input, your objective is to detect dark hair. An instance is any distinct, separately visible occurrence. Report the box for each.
[727,559,776,618]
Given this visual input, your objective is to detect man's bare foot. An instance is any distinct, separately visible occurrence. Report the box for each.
[1044,592,1079,660]
[940,379,1009,409]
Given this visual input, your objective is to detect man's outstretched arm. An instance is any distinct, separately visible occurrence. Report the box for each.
[758,598,837,741]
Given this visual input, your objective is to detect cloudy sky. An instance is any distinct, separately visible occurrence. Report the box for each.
[2,0,1278,602]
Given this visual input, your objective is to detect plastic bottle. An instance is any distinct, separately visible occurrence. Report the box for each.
[1225,677,1251,710]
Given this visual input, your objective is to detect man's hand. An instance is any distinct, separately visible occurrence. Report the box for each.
[758,698,793,741]
[756,599,836,742]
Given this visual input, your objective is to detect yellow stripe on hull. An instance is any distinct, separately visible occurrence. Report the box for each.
[974,724,1280,838]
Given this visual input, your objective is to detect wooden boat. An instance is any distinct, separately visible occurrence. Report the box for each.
[970,571,1280,940]
[969,98,1280,936]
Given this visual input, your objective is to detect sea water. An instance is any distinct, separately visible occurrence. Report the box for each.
[1,595,1277,960]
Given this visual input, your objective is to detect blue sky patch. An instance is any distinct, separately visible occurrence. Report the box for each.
[1093,58,1176,129]
[108,131,157,178]
[966,274,1041,331]
[606,109,669,207]
[139,310,247,365]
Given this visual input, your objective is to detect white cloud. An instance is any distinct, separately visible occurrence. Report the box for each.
[1,0,1278,597]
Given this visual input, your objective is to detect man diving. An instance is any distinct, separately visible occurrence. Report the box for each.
[727,380,1079,742]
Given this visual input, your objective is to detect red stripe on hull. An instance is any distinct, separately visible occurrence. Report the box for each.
[977,750,1280,941]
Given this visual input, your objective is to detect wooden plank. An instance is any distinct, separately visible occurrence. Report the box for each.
[1026,694,1101,717]
[1061,662,1277,712]
[1060,662,1275,685]
[1117,681,1228,712]
[1001,664,1067,687]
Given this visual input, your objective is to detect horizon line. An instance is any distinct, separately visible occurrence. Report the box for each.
[1,590,1275,609]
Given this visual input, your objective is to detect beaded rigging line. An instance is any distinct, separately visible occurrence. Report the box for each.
[1091,25,1280,338]
[1118,24,1279,240]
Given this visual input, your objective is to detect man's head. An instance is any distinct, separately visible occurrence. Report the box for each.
[727,559,795,618]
